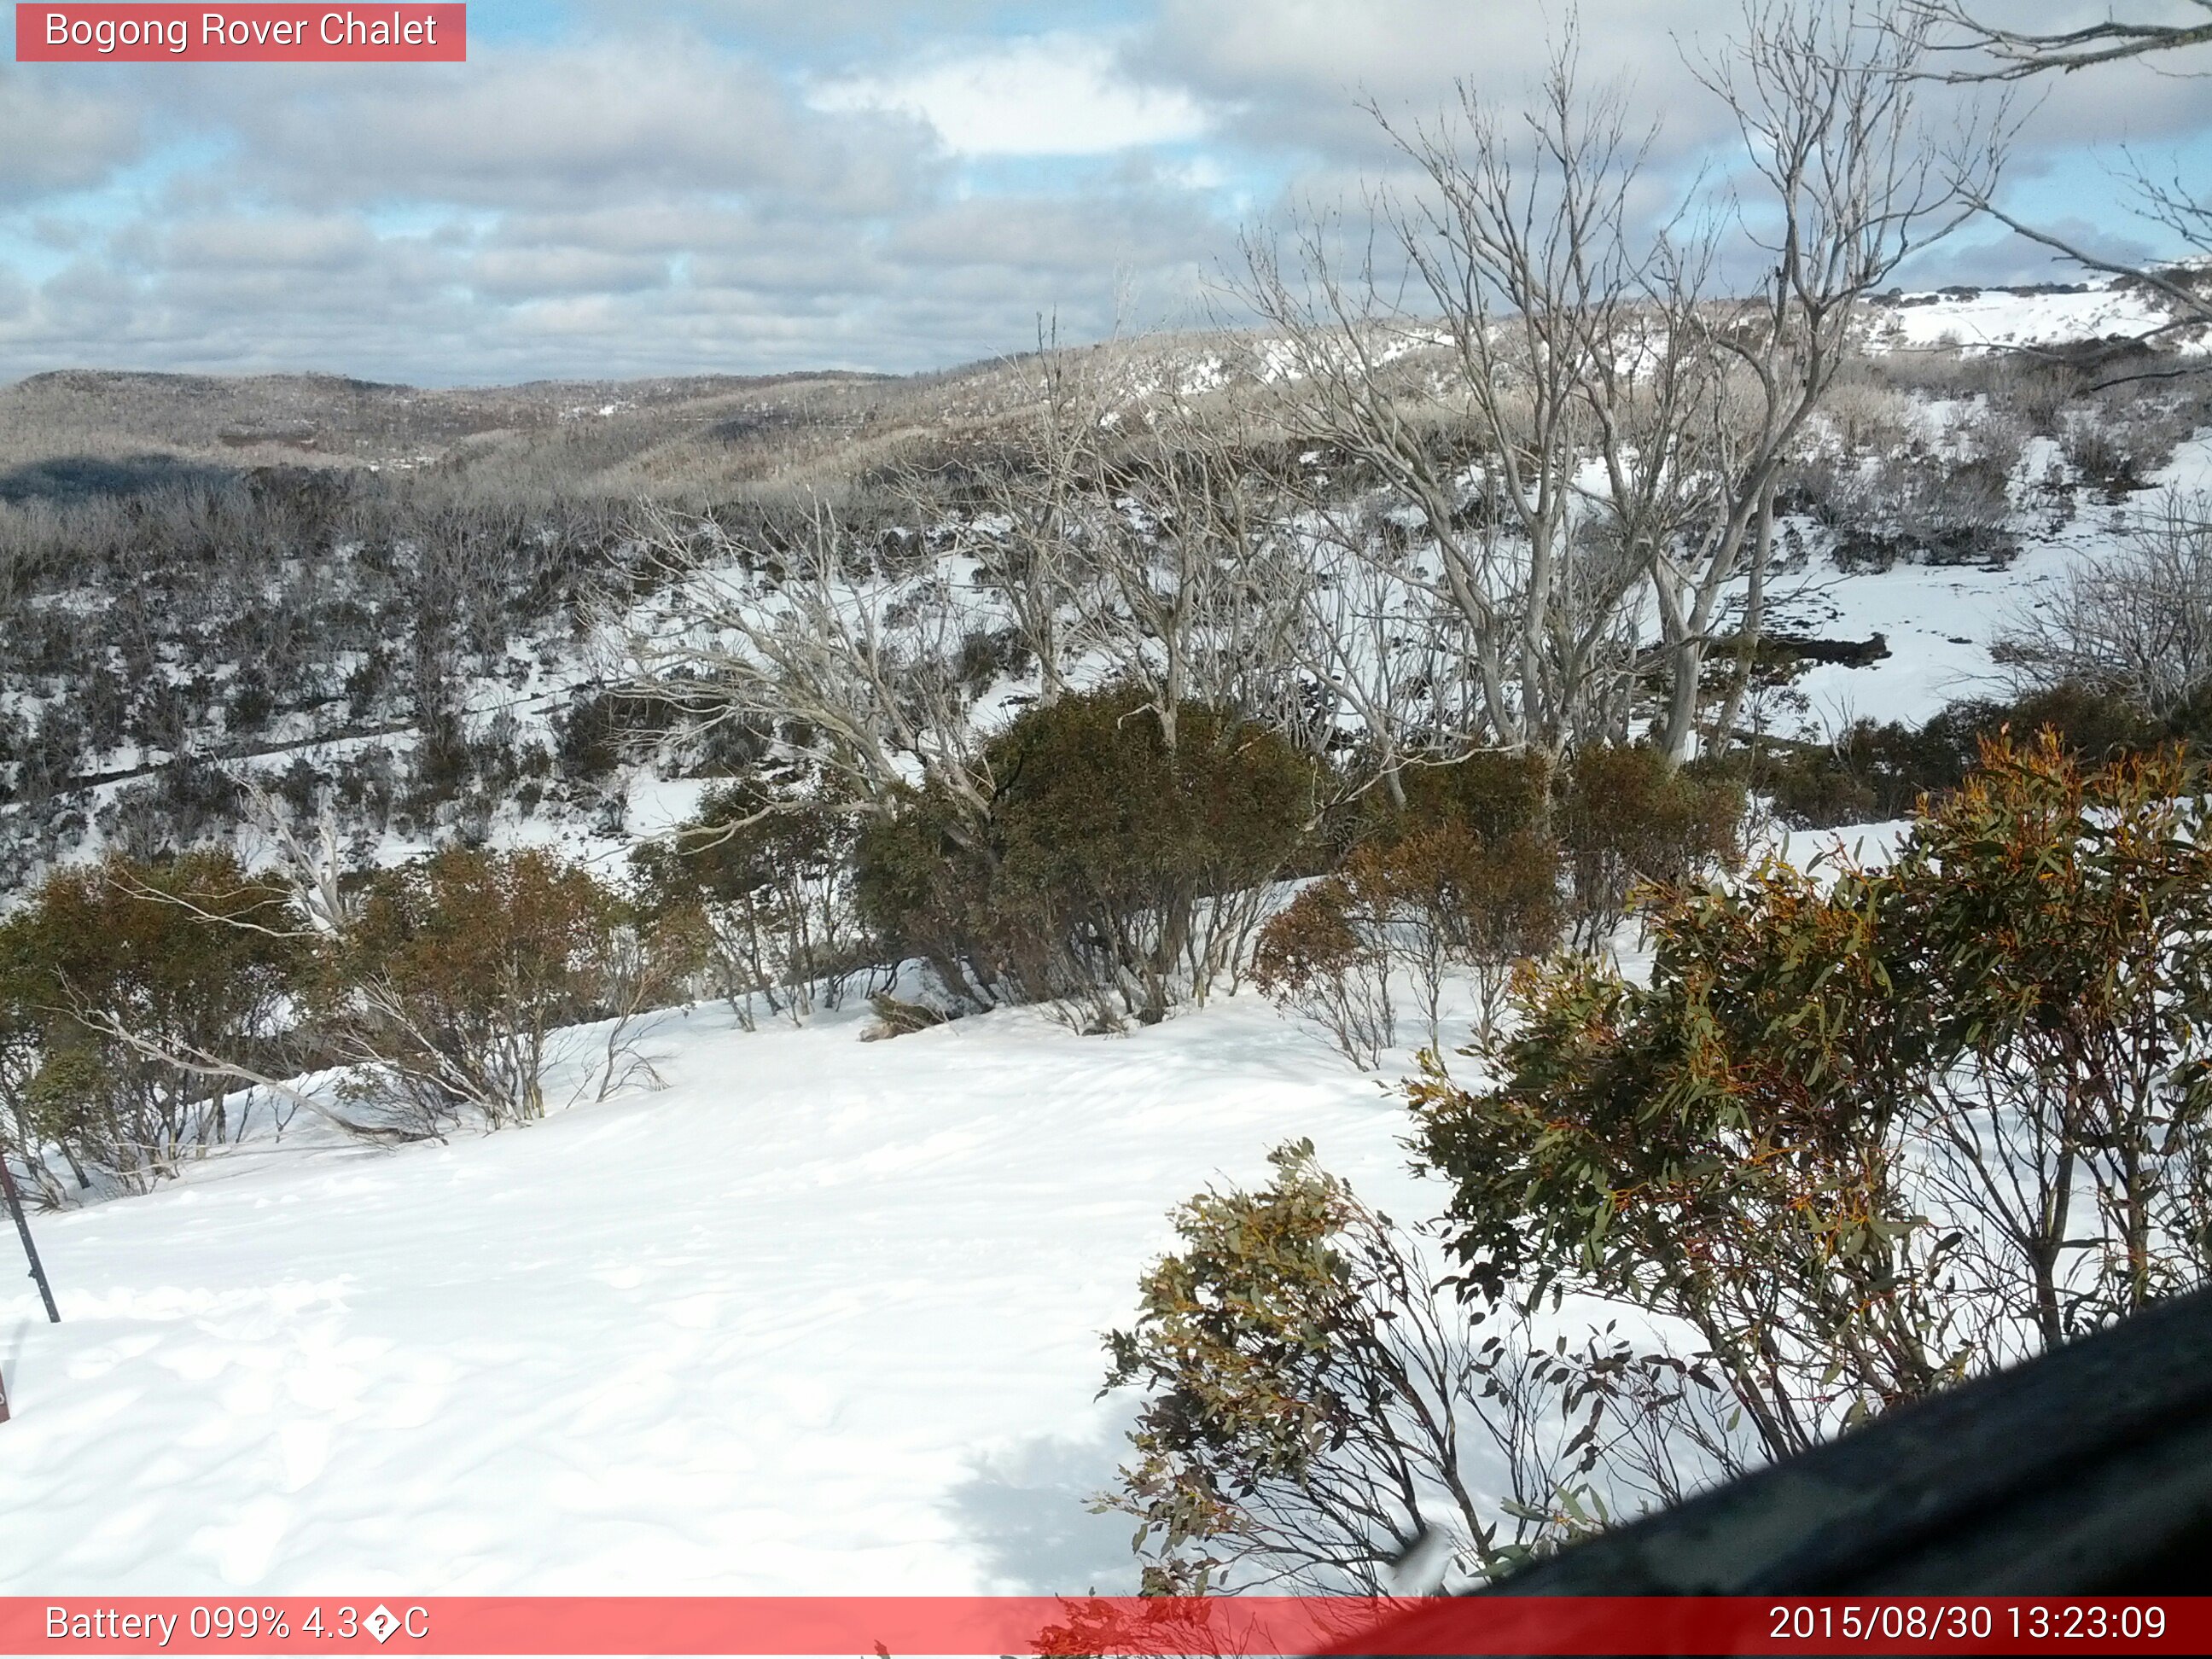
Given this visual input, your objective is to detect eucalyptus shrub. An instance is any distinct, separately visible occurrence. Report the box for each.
[324,847,668,1127]
[858,687,1319,1026]
[1102,1142,1618,1594]
[1753,681,2207,830]
[0,852,300,1193]
[1413,733,2212,1462]
[1553,744,1743,948]
[1253,824,1561,1067]
[635,780,864,1027]
[1110,735,2212,1596]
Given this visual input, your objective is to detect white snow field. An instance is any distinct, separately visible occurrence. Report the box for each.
[0,996,1429,1595]
[1868,282,2188,355]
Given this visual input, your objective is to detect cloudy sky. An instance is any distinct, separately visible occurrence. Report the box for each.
[3,0,2208,385]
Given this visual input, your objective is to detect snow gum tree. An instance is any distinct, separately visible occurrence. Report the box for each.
[624,501,1002,842]
[1244,3,2000,766]
[1647,3,1987,757]
[1915,0,2212,341]
[1244,40,1657,762]
[1253,822,1564,1065]
[1552,744,1746,949]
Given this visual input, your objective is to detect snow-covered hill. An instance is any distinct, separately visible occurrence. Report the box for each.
[1756,429,2212,726]
[1865,276,2205,355]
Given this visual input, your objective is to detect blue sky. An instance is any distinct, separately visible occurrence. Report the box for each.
[1,1,2205,384]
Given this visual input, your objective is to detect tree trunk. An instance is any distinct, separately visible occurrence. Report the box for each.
[1710,494,1776,752]
[1658,637,1706,767]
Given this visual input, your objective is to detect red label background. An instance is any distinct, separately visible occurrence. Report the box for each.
[16,5,466,61]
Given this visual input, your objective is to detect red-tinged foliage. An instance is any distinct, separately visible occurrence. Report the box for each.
[1412,732,2212,1463]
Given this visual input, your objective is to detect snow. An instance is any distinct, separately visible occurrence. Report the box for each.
[0,997,1428,1594]
[621,776,715,842]
[1737,430,2212,735]
[1866,278,2198,355]
[1770,552,2019,727]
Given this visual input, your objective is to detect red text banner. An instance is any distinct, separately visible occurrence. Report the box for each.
[15,5,465,61]
[0,1597,2203,1656]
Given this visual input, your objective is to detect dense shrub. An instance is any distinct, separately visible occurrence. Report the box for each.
[1352,749,1553,849]
[322,847,674,1126]
[1115,732,2212,1594]
[1786,405,2024,571]
[99,757,250,863]
[1250,878,1397,1069]
[1554,746,1743,948]
[857,687,1320,1027]
[1754,709,1985,828]
[0,841,701,1199]
[1254,823,1561,1066]
[1412,736,2212,1470]
[853,783,1010,1012]
[2058,394,2196,498]
[1755,683,2204,829]
[1388,824,1562,1039]
[557,691,668,782]
[0,853,300,1194]
[1101,1142,1615,1593]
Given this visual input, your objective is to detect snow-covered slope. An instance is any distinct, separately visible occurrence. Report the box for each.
[0,997,1423,1594]
[1743,431,2212,731]
[1866,279,2192,354]
[9,439,2210,1596]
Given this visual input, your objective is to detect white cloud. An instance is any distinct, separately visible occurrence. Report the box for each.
[0,67,146,202]
[811,33,1211,156]
[1,3,2207,384]
[201,43,934,213]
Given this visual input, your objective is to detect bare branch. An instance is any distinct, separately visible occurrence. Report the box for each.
[1909,1,2212,83]
[75,1010,434,1147]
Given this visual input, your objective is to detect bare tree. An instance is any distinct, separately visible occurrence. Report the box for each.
[1243,38,1660,763]
[621,501,998,832]
[955,329,1316,755]
[1913,0,2212,81]
[1284,498,1479,806]
[945,323,1119,707]
[1994,490,2212,715]
[1248,8,1997,768]
[1089,375,1313,754]
[1659,1,1999,760]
